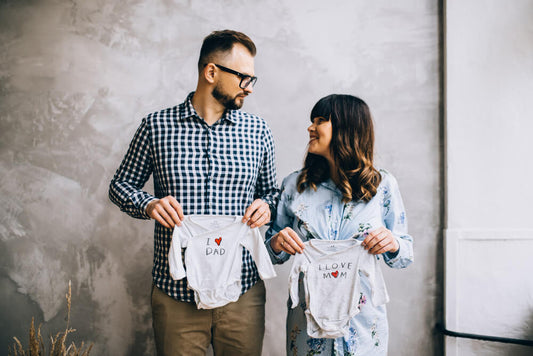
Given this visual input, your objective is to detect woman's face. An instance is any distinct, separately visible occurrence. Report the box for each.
[307,116,333,160]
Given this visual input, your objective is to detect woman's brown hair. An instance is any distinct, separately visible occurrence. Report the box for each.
[297,94,381,203]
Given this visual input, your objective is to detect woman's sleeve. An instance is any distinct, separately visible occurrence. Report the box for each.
[381,173,414,269]
[264,175,295,264]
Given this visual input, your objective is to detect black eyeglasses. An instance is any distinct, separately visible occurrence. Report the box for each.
[214,64,258,89]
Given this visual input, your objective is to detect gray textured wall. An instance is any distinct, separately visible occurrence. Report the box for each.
[0,1,441,355]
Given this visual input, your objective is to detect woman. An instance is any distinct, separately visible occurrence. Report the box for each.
[265,94,413,355]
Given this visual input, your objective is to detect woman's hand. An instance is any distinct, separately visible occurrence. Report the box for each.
[270,227,305,255]
[362,227,399,255]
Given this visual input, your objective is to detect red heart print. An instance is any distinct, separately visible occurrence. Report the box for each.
[215,237,222,246]
[332,271,339,278]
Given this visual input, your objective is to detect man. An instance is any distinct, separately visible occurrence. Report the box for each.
[109,30,279,355]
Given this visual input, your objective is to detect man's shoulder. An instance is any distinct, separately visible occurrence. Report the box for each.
[143,105,180,124]
[232,110,269,128]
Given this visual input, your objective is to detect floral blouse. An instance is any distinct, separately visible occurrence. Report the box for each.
[265,169,414,355]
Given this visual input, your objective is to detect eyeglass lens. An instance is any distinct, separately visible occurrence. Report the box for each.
[241,76,257,89]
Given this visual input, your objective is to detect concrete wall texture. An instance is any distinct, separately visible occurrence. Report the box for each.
[0,1,441,355]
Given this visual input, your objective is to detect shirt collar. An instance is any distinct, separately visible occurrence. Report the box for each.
[317,178,345,197]
[320,179,338,191]
[179,92,238,125]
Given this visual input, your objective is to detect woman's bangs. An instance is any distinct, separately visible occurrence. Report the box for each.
[310,96,333,122]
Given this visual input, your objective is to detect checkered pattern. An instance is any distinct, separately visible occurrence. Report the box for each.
[109,92,279,302]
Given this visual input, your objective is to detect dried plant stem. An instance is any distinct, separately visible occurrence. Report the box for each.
[9,280,93,356]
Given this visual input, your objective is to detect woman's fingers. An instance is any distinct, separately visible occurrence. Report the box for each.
[275,228,305,255]
[362,227,398,255]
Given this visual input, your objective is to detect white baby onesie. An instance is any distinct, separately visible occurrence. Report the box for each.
[289,239,389,338]
[169,215,277,309]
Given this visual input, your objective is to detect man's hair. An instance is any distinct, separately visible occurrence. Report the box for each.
[198,30,256,71]
[297,94,382,203]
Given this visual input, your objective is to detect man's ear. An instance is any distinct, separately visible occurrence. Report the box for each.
[203,63,217,84]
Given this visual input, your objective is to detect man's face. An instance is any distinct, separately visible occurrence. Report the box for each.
[211,43,255,110]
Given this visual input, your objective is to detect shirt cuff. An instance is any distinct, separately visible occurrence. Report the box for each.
[139,196,158,220]
[265,238,290,264]
[382,235,413,268]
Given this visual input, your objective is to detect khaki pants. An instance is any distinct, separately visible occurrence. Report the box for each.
[151,281,266,356]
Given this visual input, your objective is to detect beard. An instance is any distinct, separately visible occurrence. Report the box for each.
[211,84,244,110]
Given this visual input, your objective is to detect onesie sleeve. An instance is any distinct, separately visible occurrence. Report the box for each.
[168,225,187,280]
[242,227,277,280]
[288,254,304,308]
[380,172,414,269]
[265,174,297,264]
[360,254,390,306]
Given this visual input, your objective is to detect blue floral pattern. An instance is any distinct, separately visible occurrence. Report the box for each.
[266,169,414,355]
[306,338,327,355]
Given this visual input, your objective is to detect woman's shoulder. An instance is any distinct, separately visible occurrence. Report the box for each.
[377,168,401,192]
[281,170,302,188]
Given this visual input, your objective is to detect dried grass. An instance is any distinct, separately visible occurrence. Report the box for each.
[8,281,94,356]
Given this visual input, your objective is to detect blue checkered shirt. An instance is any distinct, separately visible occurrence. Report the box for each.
[109,92,279,302]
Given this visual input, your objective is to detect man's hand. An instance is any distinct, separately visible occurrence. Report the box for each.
[146,196,184,229]
[362,227,399,255]
[242,199,271,228]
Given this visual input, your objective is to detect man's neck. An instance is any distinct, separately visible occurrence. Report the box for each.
[191,91,225,126]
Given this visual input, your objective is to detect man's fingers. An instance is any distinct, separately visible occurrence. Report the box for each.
[146,196,183,228]
[243,199,261,221]
[155,204,175,228]
[249,213,269,228]
[243,199,270,225]
[248,207,270,228]
[151,210,171,229]
[160,199,182,226]
[167,197,185,221]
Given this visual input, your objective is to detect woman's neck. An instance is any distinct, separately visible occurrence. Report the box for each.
[328,159,341,186]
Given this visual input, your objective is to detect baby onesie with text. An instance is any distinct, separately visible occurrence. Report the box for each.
[169,215,276,309]
[289,239,389,338]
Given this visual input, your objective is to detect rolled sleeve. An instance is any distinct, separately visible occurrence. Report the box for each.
[109,116,156,219]
[254,124,280,219]
[264,236,291,264]
[381,173,414,269]
[264,175,295,265]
